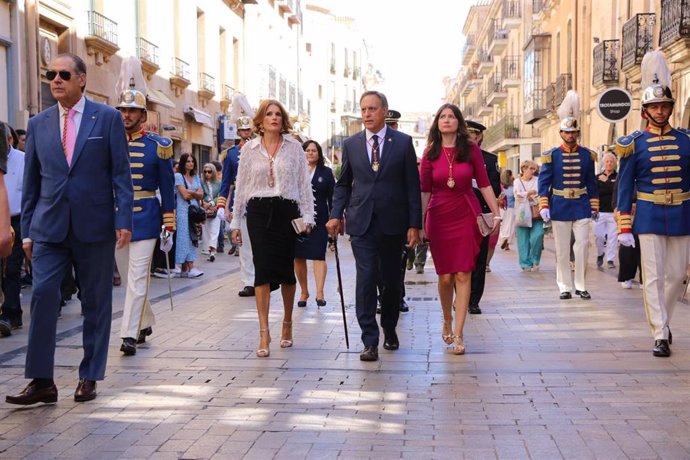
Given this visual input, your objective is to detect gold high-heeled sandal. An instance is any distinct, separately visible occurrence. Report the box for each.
[280,321,293,348]
[452,335,465,355]
[256,328,271,357]
[442,320,453,345]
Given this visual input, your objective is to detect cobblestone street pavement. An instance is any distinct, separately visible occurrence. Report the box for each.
[1,236,689,459]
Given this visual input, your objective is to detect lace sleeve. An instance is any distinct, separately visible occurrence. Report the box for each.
[229,146,250,230]
[295,147,315,225]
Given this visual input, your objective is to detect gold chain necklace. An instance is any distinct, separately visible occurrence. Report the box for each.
[442,146,455,189]
[263,139,280,187]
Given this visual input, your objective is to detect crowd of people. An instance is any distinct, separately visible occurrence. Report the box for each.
[1,50,689,407]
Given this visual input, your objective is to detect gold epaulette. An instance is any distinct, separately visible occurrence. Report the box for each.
[614,131,642,159]
[219,149,228,162]
[540,147,556,164]
[145,133,174,160]
[589,150,597,162]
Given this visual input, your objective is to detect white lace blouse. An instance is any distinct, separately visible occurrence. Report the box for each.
[229,134,315,230]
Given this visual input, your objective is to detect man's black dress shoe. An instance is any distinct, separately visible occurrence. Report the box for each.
[559,292,572,300]
[6,381,58,405]
[0,319,11,337]
[383,332,399,350]
[120,338,137,356]
[468,304,482,314]
[74,379,97,402]
[137,327,153,344]
[399,300,409,312]
[653,339,671,357]
[360,346,379,361]
[575,290,591,299]
[238,286,255,297]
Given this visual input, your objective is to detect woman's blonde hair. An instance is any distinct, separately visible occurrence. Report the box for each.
[520,159,538,176]
[202,162,218,182]
[253,99,292,135]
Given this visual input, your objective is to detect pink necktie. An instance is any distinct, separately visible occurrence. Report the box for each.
[62,108,76,165]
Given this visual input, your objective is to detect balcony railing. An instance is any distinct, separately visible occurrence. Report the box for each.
[462,34,477,65]
[279,76,287,105]
[488,19,509,51]
[545,82,557,113]
[199,72,215,94]
[488,73,504,95]
[622,13,655,71]
[353,66,361,80]
[503,0,521,19]
[660,0,690,48]
[289,84,296,111]
[268,66,276,99]
[462,103,477,119]
[171,57,190,81]
[546,73,573,113]
[136,37,158,65]
[532,0,546,15]
[524,88,547,124]
[223,84,234,101]
[502,55,520,80]
[592,39,619,86]
[484,114,521,149]
[86,10,118,46]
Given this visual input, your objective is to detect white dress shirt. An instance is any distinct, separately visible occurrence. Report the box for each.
[6,146,24,216]
[365,126,388,163]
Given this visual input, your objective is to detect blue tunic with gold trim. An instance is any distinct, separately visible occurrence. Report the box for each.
[128,131,176,241]
[615,126,690,236]
[537,144,599,221]
[217,145,240,210]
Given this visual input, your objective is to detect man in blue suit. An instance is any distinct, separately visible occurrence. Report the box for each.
[6,53,133,405]
[327,91,422,362]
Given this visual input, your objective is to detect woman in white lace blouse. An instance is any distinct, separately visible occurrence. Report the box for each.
[230,99,315,358]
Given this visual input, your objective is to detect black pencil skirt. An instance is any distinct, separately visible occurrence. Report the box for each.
[246,196,300,286]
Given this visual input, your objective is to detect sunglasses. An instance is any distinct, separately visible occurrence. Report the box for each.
[46,70,77,81]
[203,170,213,173]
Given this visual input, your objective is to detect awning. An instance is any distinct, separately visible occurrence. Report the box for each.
[146,88,176,109]
[184,107,213,126]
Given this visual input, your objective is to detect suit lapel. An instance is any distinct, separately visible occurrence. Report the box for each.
[378,128,395,174]
[70,99,97,169]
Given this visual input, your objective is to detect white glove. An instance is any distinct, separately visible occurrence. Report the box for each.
[216,207,225,221]
[160,231,173,253]
[618,233,635,248]
[539,208,550,221]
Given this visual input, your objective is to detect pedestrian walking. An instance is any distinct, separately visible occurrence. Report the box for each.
[419,104,500,355]
[6,53,132,405]
[294,140,335,308]
[327,91,421,362]
[594,152,618,270]
[497,169,515,251]
[175,153,204,278]
[230,99,315,358]
[514,160,544,272]
[538,90,599,300]
[113,69,175,356]
[200,162,221,262]
[615,50,690,357]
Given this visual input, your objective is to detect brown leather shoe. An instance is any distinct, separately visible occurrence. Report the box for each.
[6,381,58,405]
[74,378,97,402]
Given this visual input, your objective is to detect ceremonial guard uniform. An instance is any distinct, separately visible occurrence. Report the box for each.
[217,115,256,296]
[115,87,175,355]
[615,52,690,357]
[538,91,599,299]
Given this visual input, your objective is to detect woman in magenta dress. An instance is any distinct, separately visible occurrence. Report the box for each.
[420,104,501,354]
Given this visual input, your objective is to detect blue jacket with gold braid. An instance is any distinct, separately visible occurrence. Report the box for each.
[537,144,599,221]
[217,145,240,210]
[615,125,690,236]
[128,130,175,240]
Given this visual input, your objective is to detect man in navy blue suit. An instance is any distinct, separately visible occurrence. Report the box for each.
[6,53,133,405]
[327,91,421,362]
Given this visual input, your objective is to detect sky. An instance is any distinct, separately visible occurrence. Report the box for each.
[324,0,473,114]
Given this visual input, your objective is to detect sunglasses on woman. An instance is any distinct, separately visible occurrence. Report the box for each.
[203,170,213,174]
[46,70,76,81]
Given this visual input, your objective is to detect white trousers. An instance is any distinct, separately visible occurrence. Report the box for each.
[201,215,221,253]
[639,234,690,340]
[593,212,618,262]
[552,219,590,293]
[115,239,157,339]
[240,216,255,286]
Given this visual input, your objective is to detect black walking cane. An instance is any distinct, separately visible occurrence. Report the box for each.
[331,237,350,349]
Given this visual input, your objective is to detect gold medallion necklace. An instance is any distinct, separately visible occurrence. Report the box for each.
[443,146,455,189]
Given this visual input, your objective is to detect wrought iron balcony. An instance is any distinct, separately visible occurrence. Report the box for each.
[460,65,480,96]
[502,55,520,86]
[484,114,521,151]
[555,73,572,106]
[545,82,557,114]
[85,10,119,65]
[136,37,158,65]
[503,0,521,29]
[532,0,546,15]
[660,0,690,49]
[462,103,477,119]
[524,88,547,124]
[592,39,619,86]
[86,10,118,46]
[199,72,215,95]
[222,84,234,102]
[462,34,476,65]
[477,48,494,76]
[279,76,287,105]
[477,90,493,117]
[622,13,655,71]
[488,19,509,55]
[487,73,507,105]
[171,57,190,81]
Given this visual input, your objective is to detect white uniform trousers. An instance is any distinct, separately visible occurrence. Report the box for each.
[639,234,690,340]
[593,212,618,263]
[115,238,157,339]
[240,215,255,286]
[552,218,590,293]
